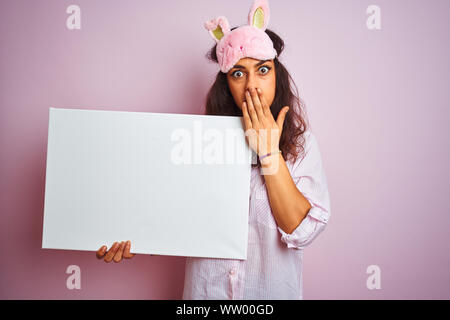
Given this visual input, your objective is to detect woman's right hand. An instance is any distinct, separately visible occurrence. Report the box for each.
[96,241,136,263]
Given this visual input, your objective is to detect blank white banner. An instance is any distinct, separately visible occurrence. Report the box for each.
[42,108,252,259]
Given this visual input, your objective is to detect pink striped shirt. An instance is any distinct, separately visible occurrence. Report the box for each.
[182,130,331,299]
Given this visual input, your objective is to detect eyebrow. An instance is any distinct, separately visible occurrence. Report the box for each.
[232,59,271,70]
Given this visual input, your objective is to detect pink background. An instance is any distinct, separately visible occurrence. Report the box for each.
[1,0,449,299]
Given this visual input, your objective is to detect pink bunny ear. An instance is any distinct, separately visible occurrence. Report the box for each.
[248,0,270,31]
[204,16,231,43]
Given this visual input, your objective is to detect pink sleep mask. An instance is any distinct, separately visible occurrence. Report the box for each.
[204,0,277,73]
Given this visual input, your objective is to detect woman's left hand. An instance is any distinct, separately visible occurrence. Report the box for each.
[242,87,289,157]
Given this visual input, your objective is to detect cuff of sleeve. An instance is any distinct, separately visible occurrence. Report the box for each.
[303,196,330,224]
[278,206,328,250]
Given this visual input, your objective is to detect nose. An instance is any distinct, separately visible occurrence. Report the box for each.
[245,73,258,92]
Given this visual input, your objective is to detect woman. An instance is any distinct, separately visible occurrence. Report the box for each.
[96,0,331,300]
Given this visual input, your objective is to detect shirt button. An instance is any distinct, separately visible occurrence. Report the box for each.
[229,269,235,275]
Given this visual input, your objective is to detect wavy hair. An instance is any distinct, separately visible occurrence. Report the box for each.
[204,27,309,168]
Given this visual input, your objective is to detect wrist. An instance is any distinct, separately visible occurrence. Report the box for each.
[259,149,281,160]
[259,150,282,167]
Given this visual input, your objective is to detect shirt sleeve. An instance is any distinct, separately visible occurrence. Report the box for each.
[277,131,331,250]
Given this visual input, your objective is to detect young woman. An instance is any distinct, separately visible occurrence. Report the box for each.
[96,0,331,300]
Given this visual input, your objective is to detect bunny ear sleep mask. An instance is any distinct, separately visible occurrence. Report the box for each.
[204,0,277,73]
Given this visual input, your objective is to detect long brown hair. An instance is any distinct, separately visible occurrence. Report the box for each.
[204,27,309,168]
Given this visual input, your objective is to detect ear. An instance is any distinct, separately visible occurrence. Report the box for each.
[248,0,270,31]
[204,16,230,43]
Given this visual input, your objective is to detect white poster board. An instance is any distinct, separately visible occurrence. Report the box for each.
[42,108,252,259]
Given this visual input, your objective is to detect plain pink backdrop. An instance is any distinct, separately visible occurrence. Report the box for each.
[1,0,449,299]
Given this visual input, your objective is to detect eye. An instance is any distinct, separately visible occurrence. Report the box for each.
[231,70,244,78]
[259,66,271,75]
